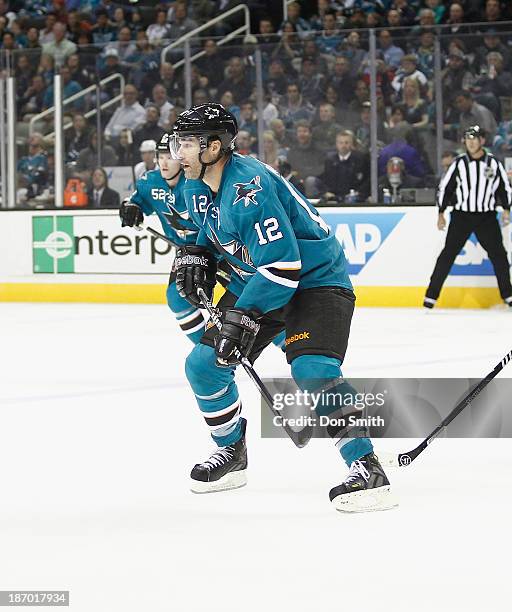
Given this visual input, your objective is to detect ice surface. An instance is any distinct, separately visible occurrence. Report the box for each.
[1,303,511,611]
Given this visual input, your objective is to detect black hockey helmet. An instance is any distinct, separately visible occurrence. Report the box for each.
[171,103,238,178]
[156,132,182,181]
[463,125,484,140]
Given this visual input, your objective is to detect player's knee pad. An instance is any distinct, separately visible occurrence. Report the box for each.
[185,343,233,393]
[291,354,341,390]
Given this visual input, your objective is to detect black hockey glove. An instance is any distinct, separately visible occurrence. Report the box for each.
[175,245,217,308]
[214,308,261,367]
[119,199,143,227]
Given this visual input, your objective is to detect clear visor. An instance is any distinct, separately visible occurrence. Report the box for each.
[169,133,201,160]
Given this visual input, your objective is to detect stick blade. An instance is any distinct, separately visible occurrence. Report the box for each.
[375,450,401,469]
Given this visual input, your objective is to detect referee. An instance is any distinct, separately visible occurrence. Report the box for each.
[424,125,512,309]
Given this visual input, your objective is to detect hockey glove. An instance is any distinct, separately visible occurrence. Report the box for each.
[175,245,217,308]
[119,199,144,227]
[214,308,261,367]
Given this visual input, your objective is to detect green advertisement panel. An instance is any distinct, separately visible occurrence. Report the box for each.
[32,216,75,273]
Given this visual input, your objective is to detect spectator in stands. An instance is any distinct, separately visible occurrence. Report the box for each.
[193,88,208,106]
[238,100,258,140]
[392,55,428,97]
[87,167,120,208]
[2,31,16,51]
[146,9,171,46]
[453,90,497,142]
[366,9,383,29]
[312,102,343,153]
[378,156,424,202]
[317,10,343,55]
[92,9,116,46]
[42,22,77,68]
[76,131,118,180]
[297,55,326,106]
[99,49,128,97]
[402,77,428,130]
[323,84,346,125]
[378,29,405,72]
[474,28,511,72]
[262,130,281,170]
[327,57,355,107]
[128,8,145,35]
[25,26,42,58]
[217,56,253,105]
[441,47,475,106]
[473,51,512,119]
[338,31,365,78]
[301,39,328,74]
[219,91,240,122]
[348,79,370,123]
[414,28,436,80]
[310,0,331,31]
[134,140,157,180]
[104,84,146,140]
[37,53,55,85]
[168,0,198,42]
[19,74,46,118]
[258,17,279,45]
[482,0,506,27]
[133,105,165,151]
[39,13,57,45]
[178,0,214,26]
[385,103,410,143]
[235,130,254,156]
[385,9,402,28]
[150,62,182,106]
[444,3,472,39]
[125,31,160,89]
[318,130,370,203]
[269,118,289,156]
[493,119,512,161]
[112,6,129,33]
[272,21,301,71]
[425,0,445,23]
[15,54,35,105]
[287,120,324,196]
[195,39,225,91]
[279,81,314,129]
[266,58,290,99]
[107,26,137,66]
[391,0,416,26]
[65,112,89,163]
[66,54,92,89]
[43,66,83,111]
[148,83,175,130]
[441,150,457,176]
[17,132,48,197]
[280,1,311,40]
[378,131,427,179]
[354,100,386,150]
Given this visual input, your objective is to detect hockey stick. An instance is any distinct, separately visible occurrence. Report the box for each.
[378,349,512,468]
[135,222,180,248]
[197,287,309,448]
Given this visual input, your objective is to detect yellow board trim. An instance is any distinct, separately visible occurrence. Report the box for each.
[0,283,503,308]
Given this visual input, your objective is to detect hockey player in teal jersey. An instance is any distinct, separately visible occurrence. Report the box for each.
[172,104,397,513]
[119,133,206,343]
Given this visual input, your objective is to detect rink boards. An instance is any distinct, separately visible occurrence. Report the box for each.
[0,207,510,308]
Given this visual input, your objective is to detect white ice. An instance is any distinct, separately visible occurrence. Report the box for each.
[1,302,511,612]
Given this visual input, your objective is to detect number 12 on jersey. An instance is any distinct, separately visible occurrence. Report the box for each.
[254,217,283,245]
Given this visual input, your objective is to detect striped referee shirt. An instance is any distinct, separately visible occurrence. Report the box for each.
[437,152,512,213]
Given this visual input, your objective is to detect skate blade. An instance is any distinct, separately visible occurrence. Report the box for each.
[190,469,247,494]
[331,485,399,513]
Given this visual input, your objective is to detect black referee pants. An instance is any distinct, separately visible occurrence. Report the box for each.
[426,210,512,301]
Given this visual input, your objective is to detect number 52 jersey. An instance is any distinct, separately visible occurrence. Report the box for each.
[182,154,352,314]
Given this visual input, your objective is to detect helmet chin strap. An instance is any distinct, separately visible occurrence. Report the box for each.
[197,136,225,180]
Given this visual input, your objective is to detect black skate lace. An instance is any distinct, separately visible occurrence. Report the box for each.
[202,446,235,469]
[345,460,370,483]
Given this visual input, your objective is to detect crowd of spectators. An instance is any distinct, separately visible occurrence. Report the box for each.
[4,0,512,205]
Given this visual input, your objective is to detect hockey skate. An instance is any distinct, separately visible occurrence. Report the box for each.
[190,418,248,493]
[329,452,398,513]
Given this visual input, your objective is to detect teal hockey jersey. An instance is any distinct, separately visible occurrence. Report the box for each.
[128,170,201,245]
[182,154,352,314]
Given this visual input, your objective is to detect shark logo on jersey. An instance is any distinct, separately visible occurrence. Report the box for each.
[233,176,262,207]
[209,225,255,278]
